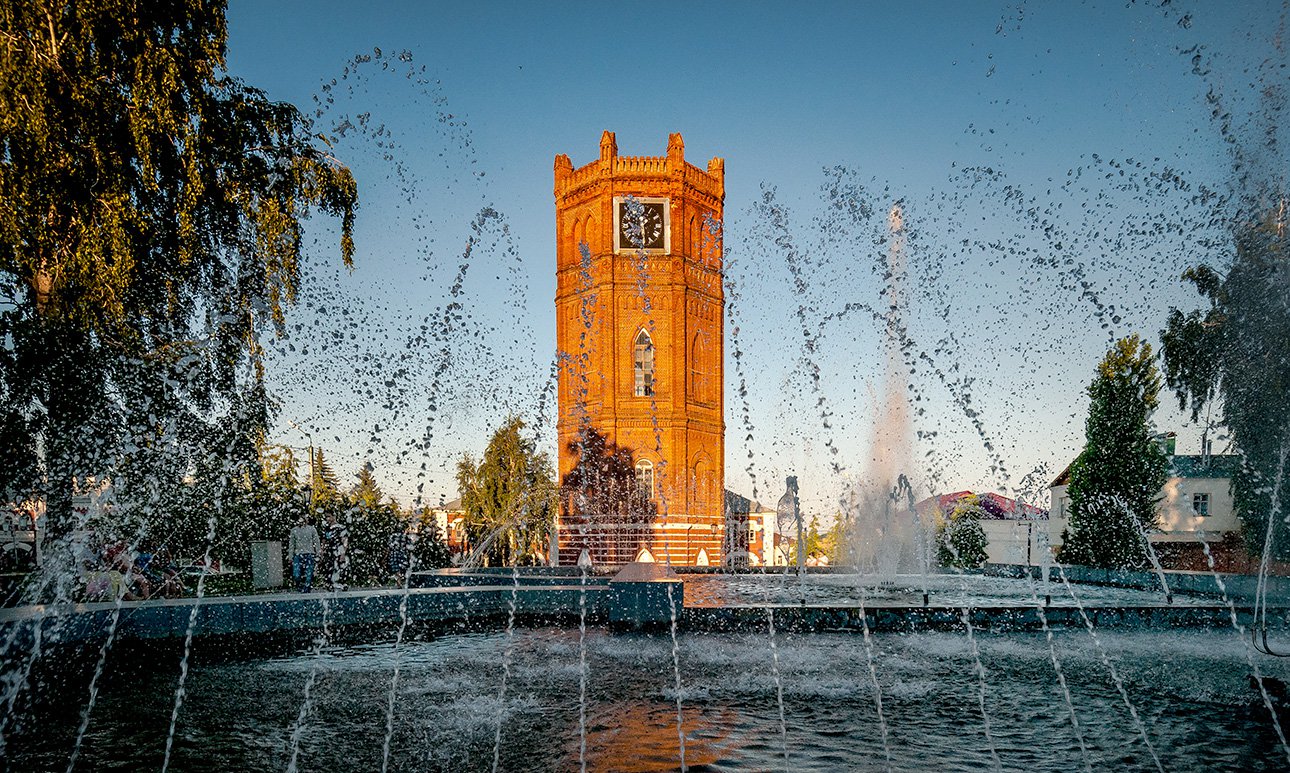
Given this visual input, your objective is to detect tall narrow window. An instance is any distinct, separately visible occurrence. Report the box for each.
[693,459,711,515]
[690,330,708,400]
[635,459,653,499]
[633,330,654,396]
[1192,492,1210,516]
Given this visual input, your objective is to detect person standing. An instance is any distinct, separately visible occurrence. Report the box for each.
[289,517,320,593]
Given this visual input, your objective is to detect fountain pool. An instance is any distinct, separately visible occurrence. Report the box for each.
[4,566,1290,772]
[7,621,1290,772]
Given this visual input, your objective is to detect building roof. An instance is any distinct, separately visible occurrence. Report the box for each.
[915,490,1047,520]
[724,488,751,514]
[1051,462,1074,488]
[1169,454,1239,479]
[1052,454,1239,488]
[724,489,776,514]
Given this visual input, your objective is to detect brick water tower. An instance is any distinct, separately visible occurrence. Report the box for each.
[553,132,725,567]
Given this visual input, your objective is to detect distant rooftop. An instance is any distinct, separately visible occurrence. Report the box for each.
[1169,454,1239,479]
[915,490,1047,520]
[1051,453,1239,487]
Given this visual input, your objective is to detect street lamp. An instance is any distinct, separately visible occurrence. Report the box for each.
[776,476,804,603]
[286,419,315,516]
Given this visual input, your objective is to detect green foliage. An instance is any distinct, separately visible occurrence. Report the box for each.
[0,1,357,531]
[341,495,405,585]
[410,507,452,570]
[310,448,341,504]
[352,461,382,508]
[935,497,989,569]
[457,416,558,566]
[126,443,454,588]
[127,439,304,573]
[804,515,842,564]
[1061,335,1168,569]
[1160,210,1290,558]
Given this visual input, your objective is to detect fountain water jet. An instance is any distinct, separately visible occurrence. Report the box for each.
[490,563,521,773]
[1054,562,1165,773]
[283,591,336,773]
[161,506,221,773]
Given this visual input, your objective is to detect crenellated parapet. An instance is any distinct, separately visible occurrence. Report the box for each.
[554,131,724,205]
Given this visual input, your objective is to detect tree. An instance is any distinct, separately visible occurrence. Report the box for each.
[352,461,383,508]
[804,515,840,564]
[936,495,989,569]
[1061,335,1168,569]
[457,417,558,566]
[410,506,452,570]
[342,497,405,585]
[310,447,341,505]
[244,442,310,548]
[560,428,655,520]
[1161,209,1290,559]
[128,440,306,572]
[0,1,358,536]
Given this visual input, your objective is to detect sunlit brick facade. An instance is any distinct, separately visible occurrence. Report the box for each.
[554,132,725,567]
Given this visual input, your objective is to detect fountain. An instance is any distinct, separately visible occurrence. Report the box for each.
[3,3,1290,772]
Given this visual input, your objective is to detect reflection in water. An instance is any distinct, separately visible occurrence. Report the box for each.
[679,572,1228,609]
[8,627,1290,772]
[578,702,738,772]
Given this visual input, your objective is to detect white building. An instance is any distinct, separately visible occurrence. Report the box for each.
[917,491,1054,566]
[1049,449,1240,567]
[723,491,782,567]
[426,497,466,555]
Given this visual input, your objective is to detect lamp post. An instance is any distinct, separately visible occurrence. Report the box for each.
[286,419,315,516]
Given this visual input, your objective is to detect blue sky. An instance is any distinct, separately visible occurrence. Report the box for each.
[224,1,1285,513]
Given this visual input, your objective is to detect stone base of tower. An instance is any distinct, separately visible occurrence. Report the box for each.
[555,514,725,569]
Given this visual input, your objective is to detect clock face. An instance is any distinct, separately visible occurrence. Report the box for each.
[618,200,667,251]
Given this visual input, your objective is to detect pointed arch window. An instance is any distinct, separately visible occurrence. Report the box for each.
[566,217,578,256]
[693,459,711,515]
[689,330,707,399]
[635,459,654,499]
[633,330,655,397]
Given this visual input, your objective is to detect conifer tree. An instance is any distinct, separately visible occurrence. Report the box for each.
[1061,335,1168,569]
[410,506,452,569]
[457,417,558,566]
[936,495,989,569]
[352,461,383,508]
[310,448,340,503]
